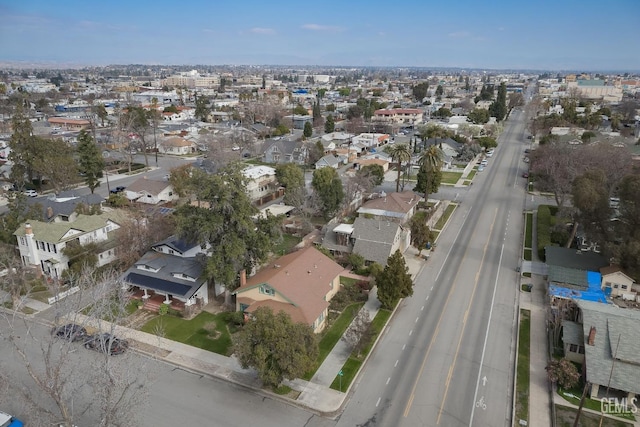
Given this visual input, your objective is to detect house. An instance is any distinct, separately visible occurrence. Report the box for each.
[14,210,128,279]
[576,300,640,400]
[27,192,105,223]
[159,136,196,155]
[121,236,211,316]
[242,165,282,205]
[353,157,389,172]
[561,320,585,364]
[125,177,178,205]
[600,266,637,300]
[357,191,421,224]
[233,246,344,333]
[351,217,410,266]
[315,154,341,169]
[546,246,609,303]
[352,133,390,150]
[261,139,308,165]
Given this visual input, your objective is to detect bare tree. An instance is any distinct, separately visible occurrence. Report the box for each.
[0,243,33,308]
[114,212,175,269]
[0,268,151,427]
[341,308,372,358]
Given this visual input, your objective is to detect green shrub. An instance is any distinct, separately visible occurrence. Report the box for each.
[158,304,169,315]
[537,205,552,260]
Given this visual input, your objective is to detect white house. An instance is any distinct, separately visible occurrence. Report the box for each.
[242,165,280,204]
[125,177,179,205]
[159,136,197,155]
[13,210,128,279]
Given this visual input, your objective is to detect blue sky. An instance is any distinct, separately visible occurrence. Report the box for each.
[1,0,639,71]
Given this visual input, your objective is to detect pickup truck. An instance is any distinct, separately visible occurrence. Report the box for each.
[0,411,24,427]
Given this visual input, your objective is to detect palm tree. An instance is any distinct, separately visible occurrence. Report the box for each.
[384,143,412,192]
[418,145,443,201]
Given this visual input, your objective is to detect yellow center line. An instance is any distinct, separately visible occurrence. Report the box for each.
[402,208,496,418]
[436,208,498,424]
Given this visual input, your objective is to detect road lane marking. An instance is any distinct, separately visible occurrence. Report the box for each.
[402,344,406,350]
[415,317,419,323]
[386,377,391,385]
[395,360,399,367]
[421,305,424,311]
[403,207,474,418]
[376,397,381,407]
[469,243,505,427]
[437,208,499,424]
[425,296,429,301]
[409,329,413,336]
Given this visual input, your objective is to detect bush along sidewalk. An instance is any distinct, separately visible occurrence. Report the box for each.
[330,308,392,392]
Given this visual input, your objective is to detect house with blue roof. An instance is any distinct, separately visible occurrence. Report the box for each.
[545,246,609,303]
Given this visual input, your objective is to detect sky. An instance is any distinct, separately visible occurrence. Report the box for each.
[1,0,639,71]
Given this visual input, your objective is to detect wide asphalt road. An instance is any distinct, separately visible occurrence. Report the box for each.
[336,110,530,427]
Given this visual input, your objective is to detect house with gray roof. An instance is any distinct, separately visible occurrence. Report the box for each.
[120,235,211,315]
[315,154,341,169]
[357,190,421,225]
[32,191,105,223]
[14,210,128,279]
[261,139,308,165]
[351,217,409,266]
[546,246,609,303]
[576,300,640,400]
[125,177,178,205]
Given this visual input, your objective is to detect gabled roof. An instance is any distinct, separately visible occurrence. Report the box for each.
[351,217,402,265]
[152,235,200,254]
[358,190,420,217]
[162,136,194,147]
[600,265,634,282]
[577,300,640,395]
[545,246,608,270]
[234,246,344,324]
[31,192,104,222]
[14,210,128,243]
[316,154,339,167]
[121,250,206,299]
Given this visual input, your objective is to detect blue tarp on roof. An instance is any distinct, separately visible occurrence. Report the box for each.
[549,270,607,303]
[293,89,308,94]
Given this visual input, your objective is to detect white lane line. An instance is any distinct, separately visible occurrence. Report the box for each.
[415,317,419,323]
[421,305,424,311]
[402,344,406,350]
[386,377,391,385]
[376,397,381,407]
[395,360,399,367]
[409,329,413,336]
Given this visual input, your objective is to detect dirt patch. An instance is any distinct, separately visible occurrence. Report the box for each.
[130,340,171,358]
[202,322,221,339]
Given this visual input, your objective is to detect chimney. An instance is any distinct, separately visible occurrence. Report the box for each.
[587,326,597,346]
[46,207,54,219]
[25,223,33,236]
[239,269,247,288]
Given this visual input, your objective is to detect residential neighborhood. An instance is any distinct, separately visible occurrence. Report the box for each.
[0,61,639,427]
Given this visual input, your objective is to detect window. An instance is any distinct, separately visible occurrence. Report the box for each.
[569,344,578,353]
[19,237,25,246]
[578,346,585,354]
[613,284,619,289]
[621,285,628,290]
[259,285,275,296]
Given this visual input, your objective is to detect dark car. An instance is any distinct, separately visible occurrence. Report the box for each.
[52,323,88,342]
[522,172,529,178]
[110,186,126,194]
[84,333,129,355]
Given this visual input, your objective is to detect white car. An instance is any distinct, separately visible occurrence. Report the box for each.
[480,159,488,166]
[24,189,38,197]
[486,151,493,157]
[232,146,240,151]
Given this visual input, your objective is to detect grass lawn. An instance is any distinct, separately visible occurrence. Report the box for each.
[340,276,360,287]
[330,309,392,391]
[463,180,471,186]
[441,171,463,184]
[434,204,457,230]
[524,248,532,261]
[140,311,233,355]
[431,230,440,243]
[272,234,302,257]
[557,386,636,422]
[525,212,533,248]
[515,309,530,424]
[303,302,364,380]
[466,169,477,180]
[555,405,634,427]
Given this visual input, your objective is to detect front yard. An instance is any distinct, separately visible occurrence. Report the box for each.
[140,311,235,355]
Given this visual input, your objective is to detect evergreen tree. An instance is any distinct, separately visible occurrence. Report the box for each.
[376,250,413,309]
[303,121,313,138]
[76,130,105,194]
[312,167,344,219]
[324,114,335,133]
[8,106,38,187]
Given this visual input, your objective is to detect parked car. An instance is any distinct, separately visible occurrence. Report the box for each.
[84,333,129,355]
[0,410,24,427]
[110,186,126,194]
[478,165,485,172]
[23,189,38,197]
[522,172,529,178]
[480,159,488,166]
[52,323,88,342]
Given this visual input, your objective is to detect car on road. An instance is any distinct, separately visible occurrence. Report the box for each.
[478,165,485,172]
[480,159,488,166]
[52,323,88,342]
[522,172,529,178]
[23,189,38,197]
[84,333,128,355]
[0,410,24,427]
[110,186,126,194]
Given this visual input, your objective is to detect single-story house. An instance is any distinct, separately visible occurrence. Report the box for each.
[316,154,341,169]
[125,177,179,205]
[357,190,421,224]
[159,136,197,155]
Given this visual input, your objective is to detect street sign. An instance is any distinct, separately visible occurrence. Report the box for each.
[338,370,343,376]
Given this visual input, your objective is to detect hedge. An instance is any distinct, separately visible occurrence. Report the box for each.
[537,205,552,261]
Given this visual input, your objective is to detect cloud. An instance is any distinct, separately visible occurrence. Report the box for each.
[250,27,275,35]
[301,23,342,32]
[448,31,470,39]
